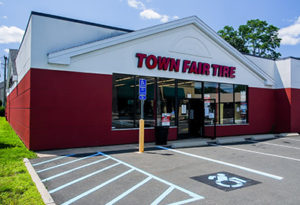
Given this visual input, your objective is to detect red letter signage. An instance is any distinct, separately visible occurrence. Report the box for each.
[135,53,236,78]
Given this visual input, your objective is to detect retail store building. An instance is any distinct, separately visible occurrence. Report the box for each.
[6,12,300,150]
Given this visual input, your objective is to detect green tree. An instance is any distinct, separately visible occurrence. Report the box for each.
[218,26,249,54]
[218,19,281,59]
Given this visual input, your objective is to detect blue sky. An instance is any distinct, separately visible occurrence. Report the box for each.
[0,0,300,81]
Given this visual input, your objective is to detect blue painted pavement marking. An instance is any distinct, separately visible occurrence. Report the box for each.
[37,152,102,173]
[42,157,109,182]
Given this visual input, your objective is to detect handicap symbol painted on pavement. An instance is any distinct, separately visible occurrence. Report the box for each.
[208,173,247,188]
[191,171,261,192]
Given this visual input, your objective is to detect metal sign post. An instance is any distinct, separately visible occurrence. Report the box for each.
[139,79,147,153]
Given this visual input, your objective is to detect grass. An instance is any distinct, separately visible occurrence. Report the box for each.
[0,117,44,205]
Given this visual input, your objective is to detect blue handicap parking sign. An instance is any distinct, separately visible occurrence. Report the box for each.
[139,79,147,87]
[139,79,147,100]
[139,87,146,94]
[139,95,146,100]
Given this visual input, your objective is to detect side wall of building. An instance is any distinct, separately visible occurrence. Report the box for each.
[6,70,31,148]
[291,59,300,133]
[29,68,112,150]
[291,88,300,132]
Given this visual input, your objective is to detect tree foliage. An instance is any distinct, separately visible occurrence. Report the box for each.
[218,19,281,59]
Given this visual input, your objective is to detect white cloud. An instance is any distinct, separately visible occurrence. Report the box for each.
[3,16,7,19]
[128,0,145,10]
[279,16,300,45]
[160,15,169,23]
[0,25,24,44]
[140,9,161,20]
[127,0,178,23]
[4,48,9,53]
[0,2,3,6]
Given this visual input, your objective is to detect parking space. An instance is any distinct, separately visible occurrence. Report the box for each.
[30,136,300,205]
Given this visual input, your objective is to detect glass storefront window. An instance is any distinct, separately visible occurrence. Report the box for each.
[220,83,234,124]
[157,78,176,126]
[204,82,218,125]
[112,74,136,128]
[234,85,248,124]
[112,73,248,129]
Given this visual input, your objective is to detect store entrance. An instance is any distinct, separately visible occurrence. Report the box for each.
[178,98,204,139]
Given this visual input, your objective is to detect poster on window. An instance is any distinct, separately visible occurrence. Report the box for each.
[240,103,247,114]
[204,102,210,117]
[204,94,210,100]
[181,104,187,114]
[240,91,246,102]
[162,113,171,126]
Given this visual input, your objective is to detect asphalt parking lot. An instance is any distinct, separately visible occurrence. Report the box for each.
[30,135,300,205]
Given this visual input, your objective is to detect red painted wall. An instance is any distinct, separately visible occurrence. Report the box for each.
[29,68,112,150]
[273,88,300,133]
[275,88,291,133]
[6,70,31,148]
[291,88,300,132]
[205,87,276,137]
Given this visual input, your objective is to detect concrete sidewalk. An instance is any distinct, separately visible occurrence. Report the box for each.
[171,133,299,148]
[35,133,299,158]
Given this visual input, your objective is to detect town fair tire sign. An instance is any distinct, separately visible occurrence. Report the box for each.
[136,53,236,78]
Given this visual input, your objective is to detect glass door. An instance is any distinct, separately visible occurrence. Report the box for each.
[178,99,189,138]
[178,99,204,138]
[189,99,204,137]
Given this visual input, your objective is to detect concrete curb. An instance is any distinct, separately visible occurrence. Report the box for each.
[216,137,246,145]
[24,158,56,205]
[171,141,208,148]
[278,133,299,137]
[251,134,276,141]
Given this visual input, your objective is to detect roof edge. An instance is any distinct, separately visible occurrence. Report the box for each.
[31,11,134,33]
[277,56,300,61]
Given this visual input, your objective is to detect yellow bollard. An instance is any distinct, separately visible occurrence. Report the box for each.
[139,119,144,153]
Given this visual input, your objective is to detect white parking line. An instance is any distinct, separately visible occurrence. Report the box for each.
[61,169,134,205]
[106,176,152,205]
[32,154,76,166]
[279,138,300,142]
[247,140,300,150]
[49,162,120,193]
[37,152,102,173]
[151,186,174,205]
[157,146,283,180]
[42,157,109,182]
[169,197,205,205]
[210,143,300,162]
